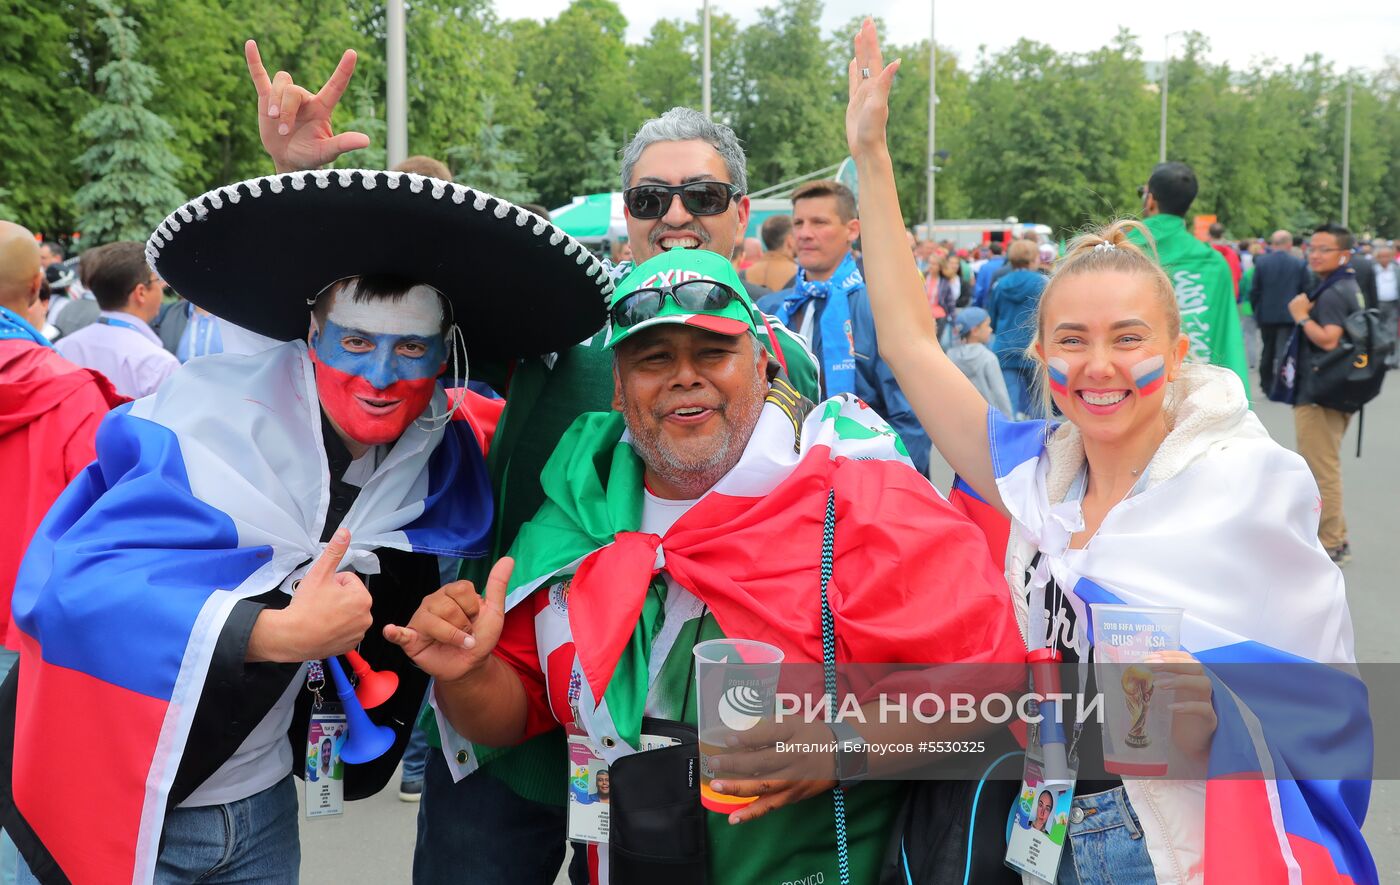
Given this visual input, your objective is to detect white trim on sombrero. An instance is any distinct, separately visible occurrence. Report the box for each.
[144,169,617,304]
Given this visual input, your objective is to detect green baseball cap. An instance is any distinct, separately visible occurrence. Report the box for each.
[604,248,759,349]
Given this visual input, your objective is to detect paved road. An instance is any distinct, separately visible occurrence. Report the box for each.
[303,375,1400,883]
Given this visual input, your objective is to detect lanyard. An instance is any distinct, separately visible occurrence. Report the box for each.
[98,315,144,334]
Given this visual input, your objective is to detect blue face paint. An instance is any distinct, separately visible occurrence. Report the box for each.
[311,319,446,391]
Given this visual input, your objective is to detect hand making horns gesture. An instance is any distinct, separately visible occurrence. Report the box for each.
[383,557,516,684]
[244,40,371,174]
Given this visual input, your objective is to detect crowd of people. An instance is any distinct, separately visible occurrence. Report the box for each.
[0,19,1385,885]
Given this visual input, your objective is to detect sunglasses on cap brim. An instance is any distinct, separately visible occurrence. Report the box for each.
[609,279,743,328]
[622,181,742,219]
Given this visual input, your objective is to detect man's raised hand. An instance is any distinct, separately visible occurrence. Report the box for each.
[845,18,901,161]
[384,557,515,684]
[244,40,370,174]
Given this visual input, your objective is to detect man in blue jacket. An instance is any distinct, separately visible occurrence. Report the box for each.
[986,239,1047,417]
[972,241,1006,307]
[758,179,932,474]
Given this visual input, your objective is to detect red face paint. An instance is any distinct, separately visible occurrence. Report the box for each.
[311,351,438,446]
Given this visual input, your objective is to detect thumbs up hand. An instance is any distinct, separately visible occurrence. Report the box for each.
[247,528,374,663]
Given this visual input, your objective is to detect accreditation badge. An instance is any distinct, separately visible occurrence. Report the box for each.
[566,725,611,844]
[1004,661,1077,883]
[565,723,681,844]
[304,661,347,818]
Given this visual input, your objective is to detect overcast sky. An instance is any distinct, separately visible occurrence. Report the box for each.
[507,0,1399,73]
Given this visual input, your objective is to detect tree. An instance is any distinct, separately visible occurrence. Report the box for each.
[872,31,975,225]
[631,19,701,115]
[334,79,388,171]
[577,128,621,194]
[445,96,534,202]
[71,0,185,247]
[0,0,89,237]
[514,0,643,205]
[397,0,538,167]
[1371,58,1400,237]
[956,33,1158,236]
[729,0,845,191]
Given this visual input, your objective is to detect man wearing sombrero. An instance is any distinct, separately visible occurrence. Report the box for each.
[0,166,611,883]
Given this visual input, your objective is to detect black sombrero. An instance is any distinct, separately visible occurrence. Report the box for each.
[144,169,611,361]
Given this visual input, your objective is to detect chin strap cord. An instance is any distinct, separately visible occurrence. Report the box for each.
[416,322,470,432]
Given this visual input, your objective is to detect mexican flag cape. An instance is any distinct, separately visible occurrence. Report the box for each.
[1132,215,1249,394]
[438,384,1024,884]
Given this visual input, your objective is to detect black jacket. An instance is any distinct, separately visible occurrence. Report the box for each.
[1350,255,1378,310]
[1250,250,1311,325]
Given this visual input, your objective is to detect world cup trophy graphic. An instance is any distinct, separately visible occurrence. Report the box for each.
[1121,664,1155,749]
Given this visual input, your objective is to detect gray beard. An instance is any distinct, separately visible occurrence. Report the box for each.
[621,374,768,500]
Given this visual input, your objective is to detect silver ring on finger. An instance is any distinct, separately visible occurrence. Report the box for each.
[860,67,871,79]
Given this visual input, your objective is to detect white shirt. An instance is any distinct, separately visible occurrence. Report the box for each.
[639,491,706,715]
[180,444,383,807]
[55,309,178,398]
[179,663,308,807]
[1376,262,1399,303]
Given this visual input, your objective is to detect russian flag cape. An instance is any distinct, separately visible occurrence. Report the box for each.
[987,364,1374,885]
[3,341,491,884]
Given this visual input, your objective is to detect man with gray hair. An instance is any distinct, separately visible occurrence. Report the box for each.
[245,45,822,882]
[1250,228,1312,390]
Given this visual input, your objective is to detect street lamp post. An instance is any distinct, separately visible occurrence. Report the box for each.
[387,0,407,168]
[1159,31,1185,164]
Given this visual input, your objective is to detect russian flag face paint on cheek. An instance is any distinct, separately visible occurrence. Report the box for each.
[1046,357,1070,396]
[1131,355,1166,396]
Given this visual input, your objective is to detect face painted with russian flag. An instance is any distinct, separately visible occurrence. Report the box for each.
[309,281,448,446]
[1037,268,1188,444]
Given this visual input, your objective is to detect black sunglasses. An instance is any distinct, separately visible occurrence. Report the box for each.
[610,279,742,328]
[622,181,742,219]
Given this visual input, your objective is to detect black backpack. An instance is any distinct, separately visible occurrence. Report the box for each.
[1307,305,1390,414]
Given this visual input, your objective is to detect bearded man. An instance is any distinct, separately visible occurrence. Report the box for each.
[388,248,1025,884]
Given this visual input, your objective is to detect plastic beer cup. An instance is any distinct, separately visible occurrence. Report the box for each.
[693,638,785,814]
[1090,604,1183,777]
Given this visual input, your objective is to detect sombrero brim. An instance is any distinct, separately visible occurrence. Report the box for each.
[145,169,612,361]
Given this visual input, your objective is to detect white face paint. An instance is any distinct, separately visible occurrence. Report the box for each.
[327,280,445,336]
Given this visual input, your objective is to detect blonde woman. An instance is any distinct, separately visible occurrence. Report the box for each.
[848,20,1372,885]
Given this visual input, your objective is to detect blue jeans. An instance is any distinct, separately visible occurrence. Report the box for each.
[17,777,298,885]
[0,649,16,885]
[413,750,565,884]
[400,692,431,783]
[1058,786,1156,884]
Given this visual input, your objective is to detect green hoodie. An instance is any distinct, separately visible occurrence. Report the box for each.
[1130,214,1249,394]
